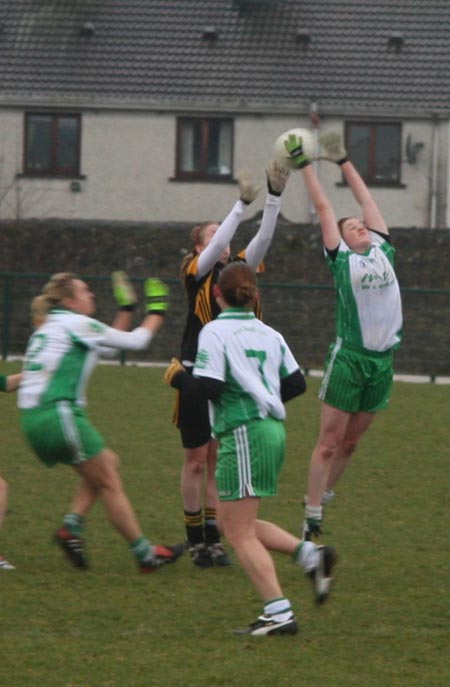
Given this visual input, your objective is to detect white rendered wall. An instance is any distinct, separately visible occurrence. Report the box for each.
[0,108,442,228]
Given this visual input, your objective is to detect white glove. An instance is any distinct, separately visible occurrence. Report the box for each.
[265,160,290,196]
[237,170,261,205]
[319,131,348,164]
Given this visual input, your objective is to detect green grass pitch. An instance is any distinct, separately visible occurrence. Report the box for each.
[0,363,449,687]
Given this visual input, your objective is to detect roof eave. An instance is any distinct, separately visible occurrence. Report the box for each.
[0,93,448,121]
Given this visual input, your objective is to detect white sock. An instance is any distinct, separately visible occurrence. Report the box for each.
[322,490,335,505]
[304,491,335,506]
[305,505,323,521]
[295,541,319,573]
[264,597,293,619]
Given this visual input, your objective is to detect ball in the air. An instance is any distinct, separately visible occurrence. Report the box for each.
[273,128,317,169]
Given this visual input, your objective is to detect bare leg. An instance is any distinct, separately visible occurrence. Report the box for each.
[69,479,99,517]
[181,443,209,512]
[255,519,300,555]
[204,439,219,511]
[0,475,15,568]
[307,403,351,507]
[325,411,376,491]
[219,496,283,601]
[0,476,8,530]
[73,448,142,543]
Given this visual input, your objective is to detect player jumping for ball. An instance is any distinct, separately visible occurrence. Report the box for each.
[283,130,403,540]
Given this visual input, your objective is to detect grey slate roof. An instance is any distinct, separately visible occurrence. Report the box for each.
[0,0,449,115]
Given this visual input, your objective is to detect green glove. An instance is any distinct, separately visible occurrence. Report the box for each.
[145,278,169,315]
[283,133,311,169]
[111,271,137,311]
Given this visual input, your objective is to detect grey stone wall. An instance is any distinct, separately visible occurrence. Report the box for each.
[1,215,449,375]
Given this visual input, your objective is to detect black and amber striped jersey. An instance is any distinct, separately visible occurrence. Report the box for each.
[180,255,262,364]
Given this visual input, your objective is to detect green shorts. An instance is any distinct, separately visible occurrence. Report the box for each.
[319,340,394,413]
[20,402,105,467]
[216,417,286,501]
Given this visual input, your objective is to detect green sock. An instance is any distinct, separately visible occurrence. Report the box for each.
[129,536,153,562]
[63,513,84,536]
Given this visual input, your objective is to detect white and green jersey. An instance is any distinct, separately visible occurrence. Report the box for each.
[326,231,402,351]
[193,308,300,438]
[18,308,152,409]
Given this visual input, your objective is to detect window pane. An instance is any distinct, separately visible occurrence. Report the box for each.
[26,115,52,171]
[207,120,231,175]
[375,124,400,182]
[180,120,202,172]
[57,116,78,170]
[347,125,369,178]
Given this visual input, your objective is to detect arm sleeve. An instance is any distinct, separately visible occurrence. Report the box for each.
[280,369,307,403]
[325,245,339,261]
[244,194,281,269]
[98,326,153,351]
[69,315,152,352]
[196,200,246,279]
[171,370,225,401]
[193,327,226,381]
[0,374,6,392]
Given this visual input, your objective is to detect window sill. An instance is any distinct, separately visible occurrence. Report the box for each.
[336,181,406,189]
[17,173,87,180]
[170,176,236,184]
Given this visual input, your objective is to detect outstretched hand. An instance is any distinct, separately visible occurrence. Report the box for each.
[237,170,261,205]
[164,357,186,387]
[145,278,170,315]
[283,134,310,169]
[266,160,290,196]
[111,271,137,310]
[319,131,348,164]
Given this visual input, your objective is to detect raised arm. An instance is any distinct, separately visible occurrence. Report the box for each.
[283,133,340,251]
[301,166,341,250]
[197,171,260,278]
[244,161,289,269]
[111,271,137,331]
[340,160,388,235]
[319,131,388,235]
[100,278,168,350]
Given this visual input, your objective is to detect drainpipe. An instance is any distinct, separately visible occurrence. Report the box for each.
[429,116,439,229]
[309,101,320,223]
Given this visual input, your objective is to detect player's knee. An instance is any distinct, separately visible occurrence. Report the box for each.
[106,449,120,470]
[341,437,359,456]
[91,449,123,491]
[184,449,207,476]
[316,438,341,462]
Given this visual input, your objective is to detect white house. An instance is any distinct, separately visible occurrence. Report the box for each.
[0,0,449,228]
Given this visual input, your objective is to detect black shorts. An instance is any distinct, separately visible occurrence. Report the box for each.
[177,369,212,449]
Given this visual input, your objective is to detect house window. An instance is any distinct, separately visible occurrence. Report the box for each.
[176,117,233,180]
[24,113,81,176]
[345,122,401,184]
